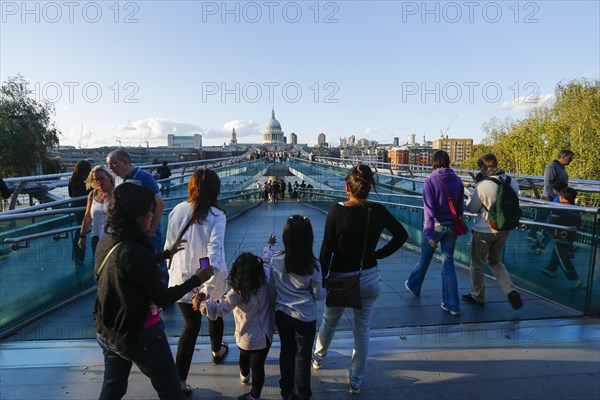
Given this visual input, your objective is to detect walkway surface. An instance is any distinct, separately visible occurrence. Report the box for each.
[1,201,599,399]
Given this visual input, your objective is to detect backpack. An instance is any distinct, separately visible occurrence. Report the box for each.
[484,176,522,231]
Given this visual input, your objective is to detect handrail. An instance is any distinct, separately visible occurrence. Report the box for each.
[0,195,88,215]
[3,226,80,250]
[0,207,85,221]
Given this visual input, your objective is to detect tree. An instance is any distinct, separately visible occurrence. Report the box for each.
[0,75,60,177]
[470,78,600,180]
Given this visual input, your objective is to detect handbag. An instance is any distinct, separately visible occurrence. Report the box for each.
[438,178,468,236]
[325,204,372,309]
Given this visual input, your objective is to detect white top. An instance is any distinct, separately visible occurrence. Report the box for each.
[90,190,109,239]
[165,202,228,303]
[263,245,326,322]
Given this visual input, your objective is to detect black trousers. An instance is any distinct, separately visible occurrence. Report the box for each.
[176,303,224,381]
[239,339,271,399]
[276,310,316,400]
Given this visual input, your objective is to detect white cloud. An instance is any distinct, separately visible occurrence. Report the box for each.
[220,120,260,137]
[501,93,555,114]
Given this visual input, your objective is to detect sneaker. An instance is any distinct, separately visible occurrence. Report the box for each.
[508,291,523,310]
[236,393,258,400]
[311,357,321,370]
[240,372,250,385]
[462,294,484,306]
[440,303,460,316]
[542,269,556,278]
[404,280,419,297]
[570,279,583,290]
[347,373,361,394]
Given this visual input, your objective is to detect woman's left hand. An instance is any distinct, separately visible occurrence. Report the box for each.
[428,239,438,249]
[168,239,187,256]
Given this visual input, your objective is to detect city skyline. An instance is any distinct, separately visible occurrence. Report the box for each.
[1,1,598,148]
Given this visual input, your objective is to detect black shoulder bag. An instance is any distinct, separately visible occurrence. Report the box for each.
[325,204,372,309]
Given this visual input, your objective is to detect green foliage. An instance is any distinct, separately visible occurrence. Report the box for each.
[0,75,60,177]
[467,78,600,180]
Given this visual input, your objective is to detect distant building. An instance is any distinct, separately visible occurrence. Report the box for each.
[290,132,297,145]
[387,147,409,167]
[407,134,416,145]
[432,138,473,166]
[230,127,237,145]
[393,137,399,146]
[339,137,347,148]
[168,134,202,148]
[317,133,328,147]
[408,146,436,166]
[262,108,285,145]
[340,147,386,163]
[347,135,356,147]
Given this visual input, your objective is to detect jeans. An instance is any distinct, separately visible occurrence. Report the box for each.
[313,267,381,389]
[546,242,579,281]
[469,230,516,302]
[406,223,459,312]
[96,322,184,400]
[276,311,316,400]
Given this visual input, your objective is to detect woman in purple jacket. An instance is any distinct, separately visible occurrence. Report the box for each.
[405,150,464,316]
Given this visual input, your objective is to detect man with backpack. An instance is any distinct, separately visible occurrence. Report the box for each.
[462,153,523,310]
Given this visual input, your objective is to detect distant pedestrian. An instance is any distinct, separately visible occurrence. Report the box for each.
[463,153,523,310]
[541,187,583,290]
[69,160,92,263]
[157,161,172,195]
[0,177,11,211]
[529,150,574,241]
[106,150,168,283]
[78,166,115,256]
[405,150,464,316]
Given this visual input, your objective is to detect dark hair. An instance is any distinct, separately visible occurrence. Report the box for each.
[560,187,578,203]
[228,253,266,304]
[346,164,376,200]
[105,183,155,247]
[431,150,451,169]
[282,215,318,276]
[477,153,498,171]
[188,168,224,223]
[557,150,574,159]
[552,180,568,193]
[71,160,91,182]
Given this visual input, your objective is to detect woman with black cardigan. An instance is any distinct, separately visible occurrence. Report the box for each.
[94,183,213,400]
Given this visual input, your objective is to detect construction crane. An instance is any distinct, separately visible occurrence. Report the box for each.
[440,115,458,138]
[116,139,122,147]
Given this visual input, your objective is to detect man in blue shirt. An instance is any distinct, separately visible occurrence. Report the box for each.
[106,150,168,282]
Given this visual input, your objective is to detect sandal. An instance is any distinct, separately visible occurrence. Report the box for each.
[182,385,192,398]
[212,343,229,364]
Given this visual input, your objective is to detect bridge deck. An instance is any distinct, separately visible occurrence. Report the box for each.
[1,201,598,399]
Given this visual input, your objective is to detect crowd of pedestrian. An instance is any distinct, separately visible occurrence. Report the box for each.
[59,147,582,400]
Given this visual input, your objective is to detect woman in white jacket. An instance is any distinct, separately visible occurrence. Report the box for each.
[165,168,229,396]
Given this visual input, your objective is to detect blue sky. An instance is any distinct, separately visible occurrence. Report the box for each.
[1,0,598,148]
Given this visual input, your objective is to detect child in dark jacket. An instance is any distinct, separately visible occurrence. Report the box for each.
[541,187,582,289]
[531,180,569,254]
